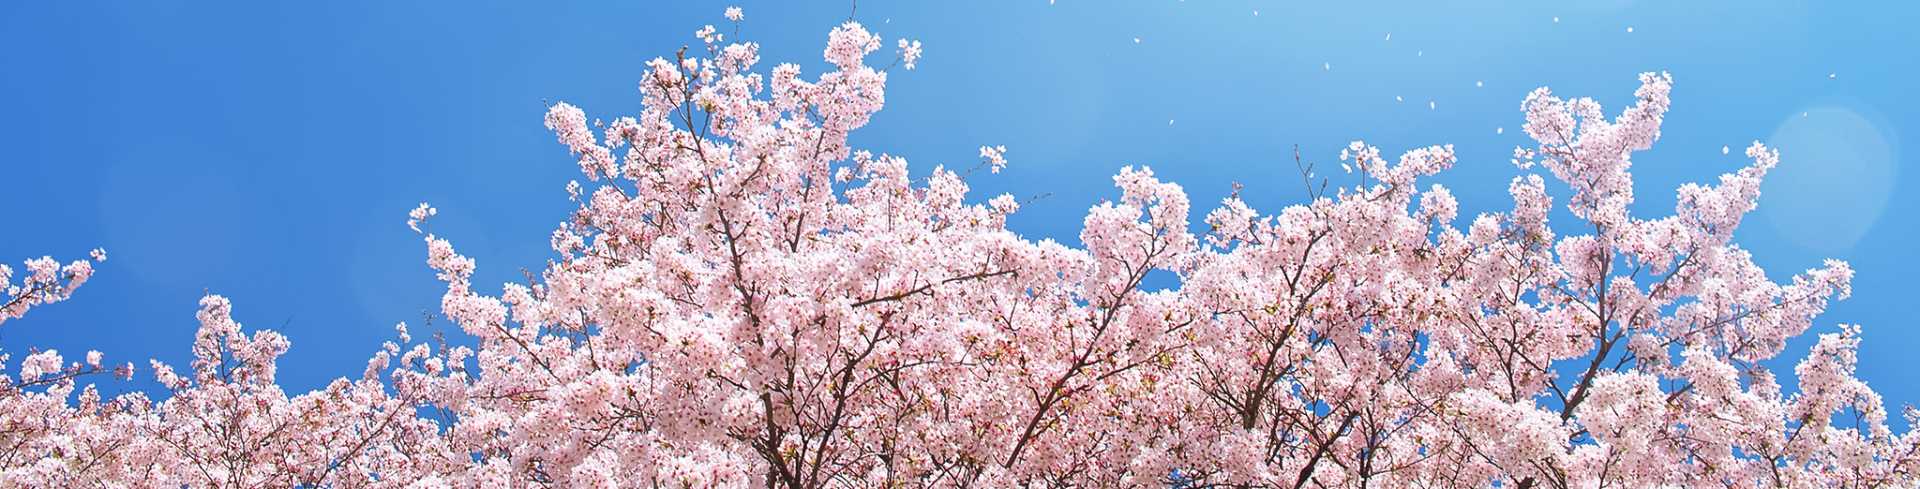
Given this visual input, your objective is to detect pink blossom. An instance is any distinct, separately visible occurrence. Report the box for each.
[406,201,436,233]
[897,38,923,70]
[0,16,1907,489]
[979,144,1007,173]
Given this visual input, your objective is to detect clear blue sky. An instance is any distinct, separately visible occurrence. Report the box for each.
[4,1,1914,419]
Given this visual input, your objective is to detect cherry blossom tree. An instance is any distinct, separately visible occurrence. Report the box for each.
[3,9,1917,488]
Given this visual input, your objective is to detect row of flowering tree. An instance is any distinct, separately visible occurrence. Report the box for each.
[4,10,1916,488]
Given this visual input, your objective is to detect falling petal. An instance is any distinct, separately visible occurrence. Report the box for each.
[1722,145,1731,155]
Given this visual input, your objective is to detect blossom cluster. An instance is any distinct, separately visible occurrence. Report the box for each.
[0,8,1913,488]
[1,249,102,327]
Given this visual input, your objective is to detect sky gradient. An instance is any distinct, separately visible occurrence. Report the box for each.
[3,1,1914,421]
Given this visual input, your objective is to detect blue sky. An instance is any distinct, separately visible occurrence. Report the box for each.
[4,1,1914,418]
